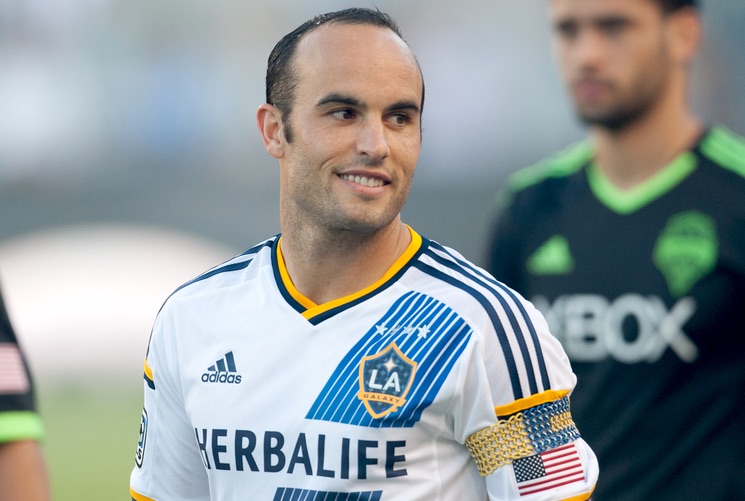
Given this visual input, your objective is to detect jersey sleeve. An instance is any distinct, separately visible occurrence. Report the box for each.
[459,291,599,500]
[130,305,210,501]
[0,288,44,444]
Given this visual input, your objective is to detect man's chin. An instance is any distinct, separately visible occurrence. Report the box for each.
[578,111,636,132]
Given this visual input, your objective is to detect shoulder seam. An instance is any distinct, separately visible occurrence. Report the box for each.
[700,125,745,178]
[507,141,593,193]
[158,238,275,314]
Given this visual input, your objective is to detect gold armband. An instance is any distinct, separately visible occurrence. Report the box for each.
[465,395,579,476]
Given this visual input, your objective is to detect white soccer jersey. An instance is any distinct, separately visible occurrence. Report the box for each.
[130,228,598,501]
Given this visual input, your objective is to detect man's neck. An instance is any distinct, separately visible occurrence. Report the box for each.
[279,220,412,306]
[591,103,702,191]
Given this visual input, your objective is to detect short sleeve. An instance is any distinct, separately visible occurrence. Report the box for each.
[130,307,210,501]
[459,293,599,500]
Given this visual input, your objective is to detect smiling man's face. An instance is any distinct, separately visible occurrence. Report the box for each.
[275,22,423,236]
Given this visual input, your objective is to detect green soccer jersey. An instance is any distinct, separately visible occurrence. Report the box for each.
[486,126,745,500]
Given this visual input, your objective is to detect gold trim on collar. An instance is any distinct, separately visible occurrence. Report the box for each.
[276,226,422,320]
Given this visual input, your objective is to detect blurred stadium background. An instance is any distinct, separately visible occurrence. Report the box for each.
[0,1,742,499]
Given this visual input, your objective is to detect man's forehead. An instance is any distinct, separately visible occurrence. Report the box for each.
[550,0,654,20]
[295,22,415,68]
[292,23,422,101]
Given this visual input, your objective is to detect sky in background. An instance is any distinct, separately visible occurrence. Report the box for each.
[0,0,743,384]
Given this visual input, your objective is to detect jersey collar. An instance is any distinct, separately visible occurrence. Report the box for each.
[272,226,425,324]
[587,149,697,215]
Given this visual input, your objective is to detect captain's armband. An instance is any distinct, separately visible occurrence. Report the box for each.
[465,394,580,476]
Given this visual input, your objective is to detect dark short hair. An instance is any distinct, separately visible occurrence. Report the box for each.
[657,0,698,13]
[264,7,424,142]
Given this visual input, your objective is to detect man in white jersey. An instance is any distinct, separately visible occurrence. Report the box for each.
[129,8,598,500]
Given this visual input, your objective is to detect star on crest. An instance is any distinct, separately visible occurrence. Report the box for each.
[417,325,430,339]
[383,358,398,371]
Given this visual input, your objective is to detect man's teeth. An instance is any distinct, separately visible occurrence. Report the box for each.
[340,174,385,187]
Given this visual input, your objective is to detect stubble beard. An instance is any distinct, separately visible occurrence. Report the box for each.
[576,87,661,132]
[576,48,672,133]
[326,183,410,237]
[284,176,411,253]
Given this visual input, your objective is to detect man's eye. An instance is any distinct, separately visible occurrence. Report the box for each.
[599,19,629,36]
[555,22,578,40]
[389,114,410,126]
[331,109,356,120]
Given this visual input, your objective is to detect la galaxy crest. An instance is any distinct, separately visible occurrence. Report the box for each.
[357,342,417,419]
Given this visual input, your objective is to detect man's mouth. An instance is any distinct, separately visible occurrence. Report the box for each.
[573,78,611,99]
[339,174,387,188]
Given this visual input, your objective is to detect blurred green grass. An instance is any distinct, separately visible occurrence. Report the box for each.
[39,383,143,501]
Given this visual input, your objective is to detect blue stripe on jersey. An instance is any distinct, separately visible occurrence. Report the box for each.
[306,291,471,428]
[412,260,524,400]
[426,241,551,394]
[178,238,274,292]
[273,488,383,500]
[422,249,537,395]
[161,238,273,309]
[429,242,551,391]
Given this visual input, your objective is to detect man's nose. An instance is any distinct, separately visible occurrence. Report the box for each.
[356,117,391,162]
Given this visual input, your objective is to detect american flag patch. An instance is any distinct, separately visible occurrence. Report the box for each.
[514,443,585,496]
[0,343,30,395]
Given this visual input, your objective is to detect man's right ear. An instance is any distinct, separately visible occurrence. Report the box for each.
[256,103,285,159]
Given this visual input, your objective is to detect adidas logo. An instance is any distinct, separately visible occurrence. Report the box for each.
[527,235,574,275]
[201,351,242,384]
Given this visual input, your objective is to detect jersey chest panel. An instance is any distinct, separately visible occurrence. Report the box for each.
[515,168,745,363]
[169,270,482,498]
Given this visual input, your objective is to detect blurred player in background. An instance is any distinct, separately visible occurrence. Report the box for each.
[0,282,50,500]
[130,7,598,500]
[486,0,745,498]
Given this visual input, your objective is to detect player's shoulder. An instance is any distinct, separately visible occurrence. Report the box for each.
[164,236,276,305]
[698,125,745,179]
[416,238,525,313]
[506,140,593,194]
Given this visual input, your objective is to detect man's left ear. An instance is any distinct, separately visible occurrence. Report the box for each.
[669,7,702,64]
[256,103,285,159]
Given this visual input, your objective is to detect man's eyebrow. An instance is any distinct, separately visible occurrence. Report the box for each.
[316,94,421,115]
[388,100,421,115]
[554,14,631,30]
[316,94,364,109]
[554,17,577,30]
[594,15,632,28]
